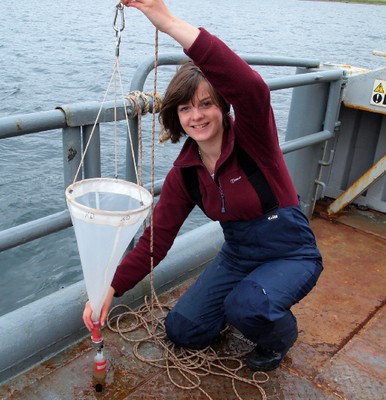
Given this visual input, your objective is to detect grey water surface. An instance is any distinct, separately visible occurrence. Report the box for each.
[0,0,385,316]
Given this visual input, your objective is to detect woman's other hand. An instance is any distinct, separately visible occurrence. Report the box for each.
[120,0,199,49]
[82,286,115,331]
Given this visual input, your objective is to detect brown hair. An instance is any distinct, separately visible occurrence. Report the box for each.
[159,60,230,143]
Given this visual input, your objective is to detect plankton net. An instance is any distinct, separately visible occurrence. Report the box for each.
[66,178,152,323]
[64,4,155,392]
[64,4,154,328]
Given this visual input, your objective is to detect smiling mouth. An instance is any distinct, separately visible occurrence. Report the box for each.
[192,123,209,129]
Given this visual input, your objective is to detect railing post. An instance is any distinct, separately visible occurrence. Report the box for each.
[82,124,101,179]
[315,71,346,208]
[284,67,339,217]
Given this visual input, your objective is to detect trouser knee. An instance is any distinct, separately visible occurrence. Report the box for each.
[224,280,271,331]
[224,279,298,350]
[165,310,218,350]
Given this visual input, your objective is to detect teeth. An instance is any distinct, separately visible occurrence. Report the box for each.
[194,123,207,129]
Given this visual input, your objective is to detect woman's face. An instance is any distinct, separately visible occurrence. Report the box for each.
[177,81,224,145]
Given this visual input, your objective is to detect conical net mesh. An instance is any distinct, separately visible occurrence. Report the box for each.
[65,178,153,321]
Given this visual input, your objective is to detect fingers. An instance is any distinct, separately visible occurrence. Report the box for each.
[83,287,116,331]
[121,0,140,7]
[100,306,109,328]
[100,287,116,327]
[82,301,94,331]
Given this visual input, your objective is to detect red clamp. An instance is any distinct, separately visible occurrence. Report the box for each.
[91,322,103,345]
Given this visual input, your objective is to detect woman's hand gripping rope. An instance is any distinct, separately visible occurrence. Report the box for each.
[119,0,199,50]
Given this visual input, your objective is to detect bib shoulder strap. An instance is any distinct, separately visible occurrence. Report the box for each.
[181,166,208,217]
[182,144,278,216]
[236,144,278,213]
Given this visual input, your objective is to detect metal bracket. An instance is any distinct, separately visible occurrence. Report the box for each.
[319,150,335,167]
[315,179,327,198]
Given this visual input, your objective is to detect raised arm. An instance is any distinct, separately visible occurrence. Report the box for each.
[121,0,200,50]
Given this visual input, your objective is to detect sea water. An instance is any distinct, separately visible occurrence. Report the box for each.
[0,0,385,316]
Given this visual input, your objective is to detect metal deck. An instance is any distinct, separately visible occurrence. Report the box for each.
[0,206,385,400]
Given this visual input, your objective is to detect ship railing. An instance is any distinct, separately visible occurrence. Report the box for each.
[0,54,345,253]
[0,54,346,384]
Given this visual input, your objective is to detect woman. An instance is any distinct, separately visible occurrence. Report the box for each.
[83,0,323,372]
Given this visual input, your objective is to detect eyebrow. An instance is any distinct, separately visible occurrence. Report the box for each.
[198,96,212,102]
[193,95,212,106]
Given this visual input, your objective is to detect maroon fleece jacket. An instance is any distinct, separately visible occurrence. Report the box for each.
[111,28,298,296]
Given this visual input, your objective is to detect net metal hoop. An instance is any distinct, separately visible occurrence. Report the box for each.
[65,178,153,227]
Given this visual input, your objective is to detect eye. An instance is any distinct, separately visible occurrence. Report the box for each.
[178,105,190,113]
[200,100,213,109]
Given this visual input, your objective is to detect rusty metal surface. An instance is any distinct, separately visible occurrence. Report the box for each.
[327,154,386,215]
[336,207,386,240]
[0,210,385,400]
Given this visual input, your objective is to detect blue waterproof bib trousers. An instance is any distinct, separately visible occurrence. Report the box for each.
[165,205,323,352]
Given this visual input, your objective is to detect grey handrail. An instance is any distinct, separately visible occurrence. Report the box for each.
[0,54,344,254]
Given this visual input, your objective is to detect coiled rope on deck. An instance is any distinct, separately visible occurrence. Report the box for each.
[107,298,269,400]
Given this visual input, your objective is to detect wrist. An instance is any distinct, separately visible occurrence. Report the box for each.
[163,19,200,50]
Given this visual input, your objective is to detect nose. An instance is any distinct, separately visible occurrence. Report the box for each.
[191,106,204,120]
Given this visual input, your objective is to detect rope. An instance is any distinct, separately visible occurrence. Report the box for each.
[72,59,119,184]
[113,60,119,179]
[107,300,269,400]
[125,89,162,187]
[149,27,159,314]
[126,90,162,117]
[106,27,269,398]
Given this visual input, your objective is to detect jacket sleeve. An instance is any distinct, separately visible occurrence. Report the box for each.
[185,28,281,164]
[111,168,195,296]
[185,28,298,211]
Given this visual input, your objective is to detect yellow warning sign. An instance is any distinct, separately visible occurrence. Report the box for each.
[374,82,384,94]
[370,79,386,109]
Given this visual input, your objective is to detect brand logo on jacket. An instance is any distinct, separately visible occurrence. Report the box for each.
[230,176,242,184]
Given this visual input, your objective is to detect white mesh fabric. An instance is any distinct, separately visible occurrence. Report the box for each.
[65,178,152,321]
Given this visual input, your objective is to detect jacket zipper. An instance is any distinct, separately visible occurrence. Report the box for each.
[217,178,226,213]
[211,170,226,214]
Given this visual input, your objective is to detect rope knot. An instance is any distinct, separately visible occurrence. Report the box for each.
[126,90,162,118]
